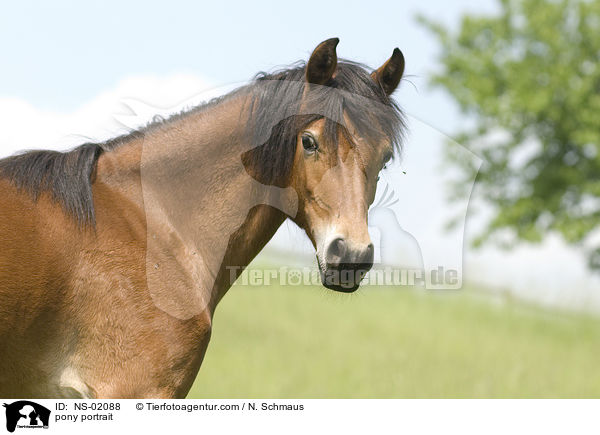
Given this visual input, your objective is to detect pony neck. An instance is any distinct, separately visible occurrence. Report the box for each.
[95,93,296,315]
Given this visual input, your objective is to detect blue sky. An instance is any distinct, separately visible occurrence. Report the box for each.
[0,0,495,124]
[2,0,598,309]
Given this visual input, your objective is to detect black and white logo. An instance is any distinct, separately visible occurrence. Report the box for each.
[3,401,50,433]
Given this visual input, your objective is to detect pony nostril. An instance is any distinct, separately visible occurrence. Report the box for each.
[364,243,374,264]
[355,243,374,269]
[326,237,347,267]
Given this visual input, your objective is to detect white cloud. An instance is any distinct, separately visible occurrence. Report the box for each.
[0,73,222,156]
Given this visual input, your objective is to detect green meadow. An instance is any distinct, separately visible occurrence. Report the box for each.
[188,276,600,398]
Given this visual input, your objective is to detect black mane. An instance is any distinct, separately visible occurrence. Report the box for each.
[0,60,406,227]
[243,60,405,186]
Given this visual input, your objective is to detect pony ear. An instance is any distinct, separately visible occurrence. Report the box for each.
[305,38,339,85]
[371,48,405,95]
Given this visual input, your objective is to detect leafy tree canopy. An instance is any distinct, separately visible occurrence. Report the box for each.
[419,0,600,269]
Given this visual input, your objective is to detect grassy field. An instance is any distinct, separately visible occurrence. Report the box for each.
[188,279,600,398]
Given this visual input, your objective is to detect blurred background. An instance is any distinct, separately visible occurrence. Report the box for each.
[1,0,599,397]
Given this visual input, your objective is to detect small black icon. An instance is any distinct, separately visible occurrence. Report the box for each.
[3,401,50,433]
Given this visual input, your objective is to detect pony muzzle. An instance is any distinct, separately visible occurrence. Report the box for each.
[317,236,374,292]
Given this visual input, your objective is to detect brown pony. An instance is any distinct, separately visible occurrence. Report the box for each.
[0,38,406,398]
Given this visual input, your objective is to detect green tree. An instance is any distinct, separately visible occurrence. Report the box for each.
[419,0,600,269]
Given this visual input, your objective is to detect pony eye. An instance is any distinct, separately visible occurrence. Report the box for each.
[301,133,318,152]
